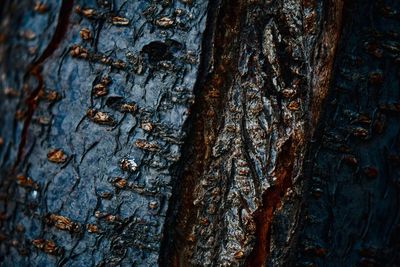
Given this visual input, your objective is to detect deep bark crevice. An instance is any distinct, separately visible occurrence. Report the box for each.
[246,137,295,266]
[160,0,246,265]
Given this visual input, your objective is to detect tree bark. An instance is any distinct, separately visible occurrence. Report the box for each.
[0,0,399,266]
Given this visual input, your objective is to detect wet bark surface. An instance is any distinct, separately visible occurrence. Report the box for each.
[0,0,207,266]
[0,0,399,266]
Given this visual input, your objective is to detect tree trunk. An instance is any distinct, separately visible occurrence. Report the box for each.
[0,0,399,266]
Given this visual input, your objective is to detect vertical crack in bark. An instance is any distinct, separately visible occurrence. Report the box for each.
[161,0,245,265]
[246,138,294,266]
[14,0,74,170]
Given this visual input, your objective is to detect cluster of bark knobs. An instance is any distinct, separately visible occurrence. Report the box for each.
[0,0,399,266]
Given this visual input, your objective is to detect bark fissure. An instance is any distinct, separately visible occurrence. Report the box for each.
[14,0,74,170]
[246,137,294,266]
[161,0,245,265]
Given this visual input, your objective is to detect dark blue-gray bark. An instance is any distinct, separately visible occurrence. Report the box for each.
[272,0,400,266]
[0,0,207,266]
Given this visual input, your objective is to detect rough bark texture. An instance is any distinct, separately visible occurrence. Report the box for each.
[163,0,343,266]
[0,0,399,266]
[0,0,207,266]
